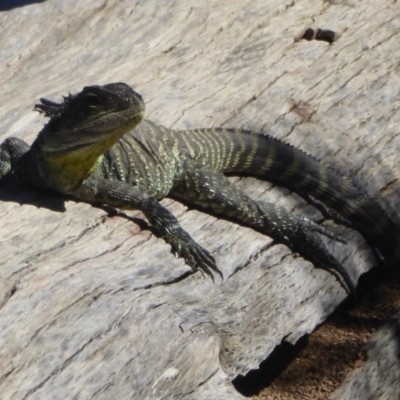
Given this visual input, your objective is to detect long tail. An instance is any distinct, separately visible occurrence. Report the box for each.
[181,127,400,269]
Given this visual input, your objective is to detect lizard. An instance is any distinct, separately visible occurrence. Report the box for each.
[0,82,399,294]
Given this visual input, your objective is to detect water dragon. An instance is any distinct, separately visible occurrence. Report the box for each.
[1,82,399,293]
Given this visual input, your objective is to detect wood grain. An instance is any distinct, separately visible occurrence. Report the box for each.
[0,0,399,398]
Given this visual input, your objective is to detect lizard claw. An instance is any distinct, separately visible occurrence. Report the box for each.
[307,220,347,244]
[181,241,223,281]
[256,200,354,294]
[166,228,223,281]
[293,221,355,295]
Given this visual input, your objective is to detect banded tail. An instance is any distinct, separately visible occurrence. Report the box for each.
[180,127,400,269]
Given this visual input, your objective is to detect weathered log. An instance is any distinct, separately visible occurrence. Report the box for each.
[0,0,399,398]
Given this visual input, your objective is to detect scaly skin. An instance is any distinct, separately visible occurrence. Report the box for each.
[2,82,398,293]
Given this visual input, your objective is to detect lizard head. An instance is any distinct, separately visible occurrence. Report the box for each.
[35,82,145,157]
[34,83,145,190]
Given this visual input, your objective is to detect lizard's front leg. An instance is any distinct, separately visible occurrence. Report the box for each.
[171,167,355,294]
[0,137,30,179]
[88,178,222,280]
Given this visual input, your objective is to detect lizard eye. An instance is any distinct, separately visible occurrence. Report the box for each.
[85,92,101,108]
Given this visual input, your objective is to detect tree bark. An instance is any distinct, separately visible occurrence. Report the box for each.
[0,0,399,398]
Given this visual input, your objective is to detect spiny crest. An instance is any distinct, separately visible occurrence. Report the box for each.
[34,93,75,119]
[34,83,145,124]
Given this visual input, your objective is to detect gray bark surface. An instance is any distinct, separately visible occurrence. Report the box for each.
[331,314,400,400]
[0,0,399,398]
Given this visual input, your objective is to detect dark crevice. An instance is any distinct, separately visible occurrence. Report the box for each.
[9,284,17,297]
[89,382,114,399]
[141,270,194,290]
[8,222,106,282]
[22,307,121,399]
[232,335,309,397]
[354,261,392,298]
[0,281,18,312]
[198,368,219,387]
[13,287,111,360]
[111,269,195,295]
[0,366,15,385]
[229,242,276,278]
[22,341,92,399]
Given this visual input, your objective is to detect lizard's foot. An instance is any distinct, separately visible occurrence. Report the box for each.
[255,200,355,294]
[286,222,355,295]
[176,240,223,281]
[141,198,224,281]
[163,227,223,281]
[302,218,347,244]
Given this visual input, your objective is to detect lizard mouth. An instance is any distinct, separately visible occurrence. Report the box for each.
[80,107,145,135]
[44,108,145,157]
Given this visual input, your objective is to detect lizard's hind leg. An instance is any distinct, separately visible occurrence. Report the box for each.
[171,167,355,294]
